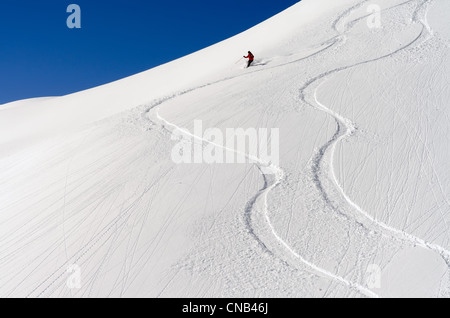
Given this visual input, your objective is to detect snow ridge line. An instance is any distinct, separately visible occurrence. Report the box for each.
[154,109,379,298]
[305,0,450,264]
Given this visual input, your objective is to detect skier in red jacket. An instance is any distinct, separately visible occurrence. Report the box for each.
[244,51,254,68]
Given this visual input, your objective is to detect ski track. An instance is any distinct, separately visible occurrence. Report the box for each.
[304,0,450,266]
[24,0,448,298]
[148,0,384,295]
[153,107,379,298]
[151,0,449,297]
[144,0,386,299]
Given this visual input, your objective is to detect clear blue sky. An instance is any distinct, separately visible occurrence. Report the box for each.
[0,0,299,105]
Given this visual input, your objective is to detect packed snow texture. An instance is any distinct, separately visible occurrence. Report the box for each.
[0,0,449,297]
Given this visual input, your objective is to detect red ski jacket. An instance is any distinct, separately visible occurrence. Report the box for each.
[244,53,254,61]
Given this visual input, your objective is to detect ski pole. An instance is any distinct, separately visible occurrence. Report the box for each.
[234,57,244,64]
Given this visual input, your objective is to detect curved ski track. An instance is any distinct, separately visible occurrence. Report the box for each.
[151,0,450,297]
[27,0,449,298]
[303,0,450,265]
[148,0,384,298]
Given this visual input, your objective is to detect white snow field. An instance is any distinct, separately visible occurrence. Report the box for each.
[1,0,449,298]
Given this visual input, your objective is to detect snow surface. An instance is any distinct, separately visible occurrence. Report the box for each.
[1,0,449,298]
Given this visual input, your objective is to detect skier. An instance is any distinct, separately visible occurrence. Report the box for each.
[243,51,254,68]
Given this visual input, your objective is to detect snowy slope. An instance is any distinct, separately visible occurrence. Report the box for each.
[1,0,449,298]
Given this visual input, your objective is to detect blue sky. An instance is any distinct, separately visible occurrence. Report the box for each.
[0,0,299,105]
